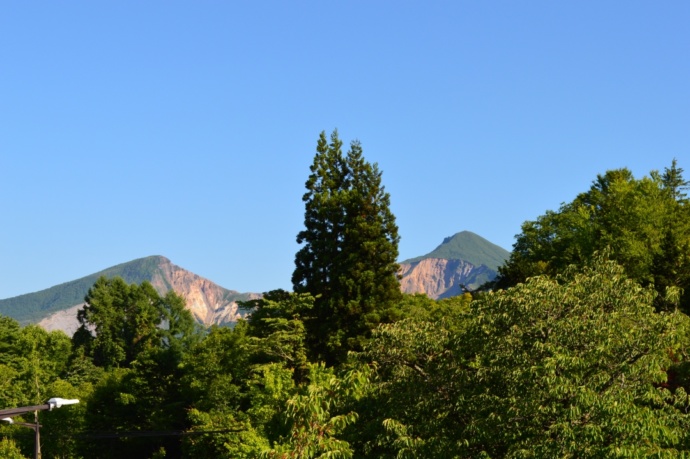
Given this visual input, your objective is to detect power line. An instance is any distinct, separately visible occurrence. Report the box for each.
[3,428,244,440]
[74,428,244,439]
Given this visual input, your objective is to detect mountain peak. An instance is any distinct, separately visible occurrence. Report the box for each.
[441,230,480,245]
[0,256,258,328]
[398,231,510,299]
[402,231,509,271]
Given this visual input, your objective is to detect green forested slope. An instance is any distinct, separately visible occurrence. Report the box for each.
[2,145,690,459]
[0,256,170,324]
[401,230,510,270]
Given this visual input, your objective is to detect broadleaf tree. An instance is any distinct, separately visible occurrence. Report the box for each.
[72,276,197,369]
[360,254,690,457]
[293,130,402,365]
[495,162,690,312]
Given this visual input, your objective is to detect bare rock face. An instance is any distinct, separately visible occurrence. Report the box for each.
[39,304,85,335]
[148,258,260,325]
[38,257,260,335]
[398,258,496,299]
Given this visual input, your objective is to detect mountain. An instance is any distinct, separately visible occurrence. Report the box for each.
[401,231,509,270]
[398,231,510,299]
[2,231,508,333]
[0,256,259,333]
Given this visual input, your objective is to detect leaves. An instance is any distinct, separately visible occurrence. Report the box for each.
[293,130,402,365]
[262,363,371,459]
[496,162,690,314]
[3,160,690,458]
[73,276,197,368]
[359,255,690,457]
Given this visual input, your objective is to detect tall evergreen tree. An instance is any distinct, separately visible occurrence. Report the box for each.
[293,130,402,365]
[661,158,689,202]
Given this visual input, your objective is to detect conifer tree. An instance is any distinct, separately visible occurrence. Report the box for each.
[293,130,401,365]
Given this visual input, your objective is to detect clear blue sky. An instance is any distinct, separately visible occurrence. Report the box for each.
[2,2,688,299]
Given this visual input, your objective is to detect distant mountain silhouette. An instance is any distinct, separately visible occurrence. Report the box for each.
[0,256,258,327]
[401,231,509,270]
[1,231,511,330]
[398,231,509,298]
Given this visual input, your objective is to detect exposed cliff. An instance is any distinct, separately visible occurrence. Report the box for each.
[147,257,260,324]
[398,258,497,299]
[18,256,260,334]
[24,231,510,332]
[38,304,84,335]
[397,231,509,299]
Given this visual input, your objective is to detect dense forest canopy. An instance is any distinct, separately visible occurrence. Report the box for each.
[495,160,690,312]
[2,150,690,458]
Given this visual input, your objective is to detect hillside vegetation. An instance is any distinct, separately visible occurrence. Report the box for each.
[0,256,254,325]
[401,230,509,270]
[0,257,168,323]
[1,140,690,458]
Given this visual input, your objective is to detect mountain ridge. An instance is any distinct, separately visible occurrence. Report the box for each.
[398,231,509,298]
[1,231,510,331]
[0,255,258,326]
[401,230,509,270]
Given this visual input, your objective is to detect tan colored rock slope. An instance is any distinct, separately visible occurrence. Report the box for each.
[398,258,495,299]
[148,258,260,324]
[39,257,259,334]
[39,304,85,335]
[39,251,497,334]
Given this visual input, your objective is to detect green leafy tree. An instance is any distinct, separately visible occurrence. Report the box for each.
[72,276,199,458]
[495,163,690,312]
[0,316,25,409]
[14,325,72,404]
[0,438,26,459]
[660,158,689,202]
[355,318,460,458]
[39,378,89,459]
[262,363,371,459]
[362,255,690,457]
[80,345,195,459]
[73,276,198,368]
[293,130,402,364]
[184,406,270,459]
[395,292,472,328]
[244,290,314,383]
[180,323,271,458]
[181,323,252,415]
[0,316,21,363]
[469,256,690,457]
[182,293,316,458]
[0,322,79,458]
[182,290,375,458]
[79,347,192,459]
